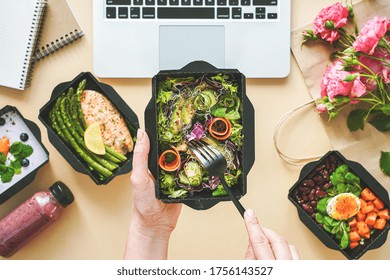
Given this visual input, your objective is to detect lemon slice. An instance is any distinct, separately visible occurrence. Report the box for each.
[84,123,106,155]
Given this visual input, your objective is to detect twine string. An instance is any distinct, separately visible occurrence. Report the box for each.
[273,98,325,165]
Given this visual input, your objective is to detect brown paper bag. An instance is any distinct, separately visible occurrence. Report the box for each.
[290,0,390,189]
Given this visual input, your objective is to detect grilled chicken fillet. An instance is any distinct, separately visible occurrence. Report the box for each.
[81,90,133,155]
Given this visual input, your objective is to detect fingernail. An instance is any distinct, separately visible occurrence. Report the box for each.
[137,129,144,141]
[246,209,255,218]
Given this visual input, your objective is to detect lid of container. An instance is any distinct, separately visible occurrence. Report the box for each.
[49,181,75,207]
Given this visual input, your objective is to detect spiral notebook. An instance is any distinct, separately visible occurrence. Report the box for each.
[34,0,84,61]
[0,0,47,90]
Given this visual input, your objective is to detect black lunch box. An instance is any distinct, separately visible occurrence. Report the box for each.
[145,61,255,210]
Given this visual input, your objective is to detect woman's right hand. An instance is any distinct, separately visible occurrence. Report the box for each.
[244,209,300,260]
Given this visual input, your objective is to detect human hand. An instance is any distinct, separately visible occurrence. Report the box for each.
[124,129,182,259]
[244,209,300,260]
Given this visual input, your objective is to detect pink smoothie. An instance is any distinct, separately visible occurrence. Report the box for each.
[0,182,73,258]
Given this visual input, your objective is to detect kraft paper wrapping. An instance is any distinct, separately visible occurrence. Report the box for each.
[291,0,390,189]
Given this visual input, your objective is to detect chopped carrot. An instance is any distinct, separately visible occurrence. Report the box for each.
[0,136,10,155]
[359,198,367,209]
[356,211,366,221]
[350,227,357,233]
[361,188,376,201]
[357,221,370,237]
[348,217,357,228]
[361,202,374,214]
[373,207,380,213]
[349,241,359,249]
[373,218,387,230]
[350,231,361,243]
[373,198,385,210]
[365,212,377,226]
[378,209,389,220]
[363,231,371,239]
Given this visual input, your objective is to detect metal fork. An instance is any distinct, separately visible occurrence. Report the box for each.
[188,140,246,217]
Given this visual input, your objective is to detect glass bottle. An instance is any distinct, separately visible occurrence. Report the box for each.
[0,181,74,258]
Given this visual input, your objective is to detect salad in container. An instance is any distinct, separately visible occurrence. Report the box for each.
[145,61,255,210]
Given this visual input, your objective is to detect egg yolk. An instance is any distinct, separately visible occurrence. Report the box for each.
[328,194,360,220]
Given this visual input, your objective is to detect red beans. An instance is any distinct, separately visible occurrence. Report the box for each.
[293,155,341,216]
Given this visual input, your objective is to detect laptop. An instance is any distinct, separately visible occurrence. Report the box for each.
[93,0,291,78]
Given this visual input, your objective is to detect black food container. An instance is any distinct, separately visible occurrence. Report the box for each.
[38,72,139,184]
[288,151,390,259]
[145,61,255,210]
[0,105,49,204]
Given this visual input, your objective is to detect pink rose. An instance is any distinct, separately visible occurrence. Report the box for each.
[321,60,352,99]
[321,60,367,101]
[316,103,327,113]
[350,78,367,99]
[359,49,390,87]
[353,16,388,55]
[313,3,349,43]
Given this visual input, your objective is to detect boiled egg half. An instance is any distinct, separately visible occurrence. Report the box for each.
[326,193,361,220]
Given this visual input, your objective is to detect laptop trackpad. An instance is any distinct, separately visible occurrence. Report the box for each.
[159,25,225,70]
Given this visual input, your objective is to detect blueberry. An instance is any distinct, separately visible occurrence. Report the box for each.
[0,118,5,126]
[21,158,30,167]
[20,133,29,142]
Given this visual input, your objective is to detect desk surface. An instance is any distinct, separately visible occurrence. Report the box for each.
[1,0,389,260]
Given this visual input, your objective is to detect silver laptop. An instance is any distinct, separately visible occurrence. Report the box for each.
[93,0,291,78]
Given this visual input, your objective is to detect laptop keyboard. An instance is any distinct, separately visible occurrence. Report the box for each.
[105,0,279,20]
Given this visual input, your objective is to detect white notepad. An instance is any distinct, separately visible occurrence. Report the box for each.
[0,0,47,90]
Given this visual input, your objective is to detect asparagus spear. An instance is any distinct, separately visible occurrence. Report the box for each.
[60,93,119,171]
[53,94,113,178]
[75,79,87,129]
[66,87,124,164]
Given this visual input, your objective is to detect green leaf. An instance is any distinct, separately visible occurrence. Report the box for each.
[336,183,348,194]
[0,152,6,163]
[317,197,331,214]
[211,107,227,117]
[0,167,15,183]
[9,142,23,156]
[380,104,390,116]
[19,144,33,159]
[340,222,350,249]
[347,109,367,131]
[380,151,390,176]
[10,160,22,175]
[315,212,325,224]
[344,172,360,184]
[368,114,390,131]
[0,164,6,175]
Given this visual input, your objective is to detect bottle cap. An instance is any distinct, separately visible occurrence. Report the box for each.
[49,181,75,207]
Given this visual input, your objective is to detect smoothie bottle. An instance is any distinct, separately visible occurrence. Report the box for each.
[0,181,74,257]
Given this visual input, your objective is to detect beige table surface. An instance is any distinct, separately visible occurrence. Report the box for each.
[1,0,389,260]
